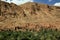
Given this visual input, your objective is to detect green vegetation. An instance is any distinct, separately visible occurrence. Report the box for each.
[0,28,60,40]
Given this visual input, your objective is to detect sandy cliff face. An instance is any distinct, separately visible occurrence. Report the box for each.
[0,1,60,31]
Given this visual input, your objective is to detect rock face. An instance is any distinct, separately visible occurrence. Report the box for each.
[0,1,60,31]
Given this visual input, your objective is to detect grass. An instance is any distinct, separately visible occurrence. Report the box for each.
[0,28,60,40]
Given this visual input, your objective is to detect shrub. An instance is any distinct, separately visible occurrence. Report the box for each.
[0,28,60,40]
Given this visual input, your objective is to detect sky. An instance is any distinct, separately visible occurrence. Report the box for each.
[34,0,60,5]
[1,0,33,4]
[1,0,60,6]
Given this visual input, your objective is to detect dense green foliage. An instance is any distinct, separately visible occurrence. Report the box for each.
[0,28,60,40]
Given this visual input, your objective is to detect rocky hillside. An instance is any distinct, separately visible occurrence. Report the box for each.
[0,1,60,31]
